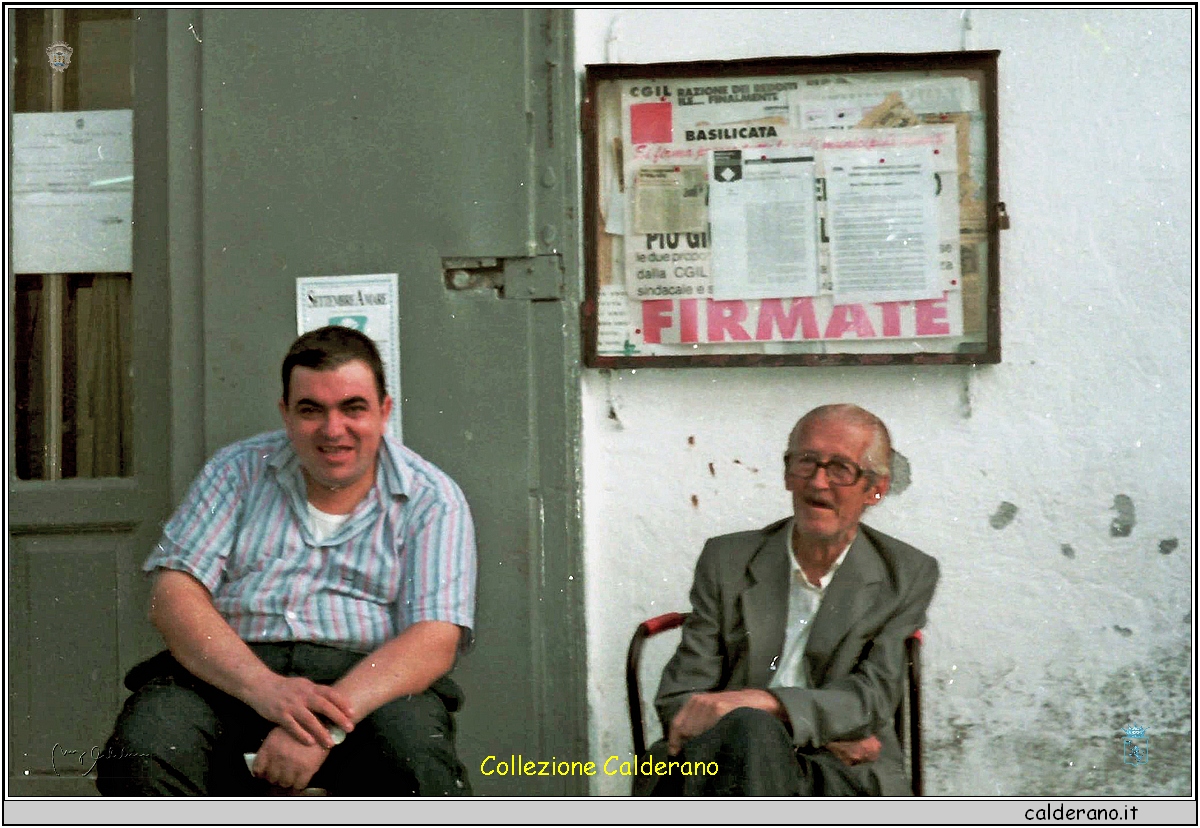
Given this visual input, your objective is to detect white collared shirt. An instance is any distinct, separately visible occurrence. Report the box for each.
[767,521,853,689]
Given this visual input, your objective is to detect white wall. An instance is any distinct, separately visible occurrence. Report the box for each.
[576,8,1192,796]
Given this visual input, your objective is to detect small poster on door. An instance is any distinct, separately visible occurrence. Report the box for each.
[295,273,402,442]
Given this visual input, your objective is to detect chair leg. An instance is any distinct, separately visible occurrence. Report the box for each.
[907,634,923,796]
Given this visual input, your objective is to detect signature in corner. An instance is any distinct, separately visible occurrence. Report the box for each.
[50,743,150,777]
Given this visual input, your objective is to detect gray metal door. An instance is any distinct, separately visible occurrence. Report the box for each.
[9,8,584,797]
[194,9,584,796]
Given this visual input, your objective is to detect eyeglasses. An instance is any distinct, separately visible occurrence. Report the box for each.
[785,453,868,486]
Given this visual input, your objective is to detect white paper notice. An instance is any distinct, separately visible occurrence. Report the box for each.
[794,77,976,129]
[825,144,942,304]
[296,274,403,442]
[596,284,639,356]
[12,110,133,274]
[708,148,820,300]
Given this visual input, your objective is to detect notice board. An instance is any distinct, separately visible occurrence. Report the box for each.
[582,51,1002,368]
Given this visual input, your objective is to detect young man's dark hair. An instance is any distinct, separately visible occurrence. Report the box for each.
[282,325,387,404]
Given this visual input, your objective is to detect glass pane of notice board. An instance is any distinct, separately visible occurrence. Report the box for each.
[582,51,1001,368]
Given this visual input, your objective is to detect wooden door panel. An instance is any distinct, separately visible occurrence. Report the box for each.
[10,532,123,791]
[7,11,171,796]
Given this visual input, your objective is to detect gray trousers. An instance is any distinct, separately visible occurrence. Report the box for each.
[633,708,869,797]
[95,643,471,796]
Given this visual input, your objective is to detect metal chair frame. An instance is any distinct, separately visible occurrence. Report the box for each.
[625,612,924,796]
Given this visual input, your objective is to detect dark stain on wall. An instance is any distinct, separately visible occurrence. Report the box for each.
[690,494,699,508]
[890,450,911,495]
[1158,538,1178,555]
[926,715,978,766]
[1112,625,1133,638]
[989,501,1018,529]
[1061,543,1076,558]
[1109,494,1135,537]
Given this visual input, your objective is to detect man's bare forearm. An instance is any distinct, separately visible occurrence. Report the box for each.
[333,620,461,723]
[149,569,280,705]
[149,569,355,746]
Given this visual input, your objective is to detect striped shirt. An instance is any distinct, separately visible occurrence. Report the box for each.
[145,430,477,651]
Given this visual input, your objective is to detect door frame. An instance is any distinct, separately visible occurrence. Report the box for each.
[7,9,173,796]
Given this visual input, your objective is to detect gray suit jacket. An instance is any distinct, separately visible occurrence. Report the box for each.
[655,518,939,796]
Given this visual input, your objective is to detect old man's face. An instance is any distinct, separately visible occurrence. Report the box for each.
[785,415,889,547]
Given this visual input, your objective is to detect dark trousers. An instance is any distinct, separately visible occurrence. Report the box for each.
[95,643,471,796]
[633,708,866,797]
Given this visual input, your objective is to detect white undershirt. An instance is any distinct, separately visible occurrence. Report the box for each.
[308,502,352,544]
[767,521,853,690]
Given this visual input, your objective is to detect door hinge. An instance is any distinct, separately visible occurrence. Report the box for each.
[502,255,563,301]
[443,255,563,301]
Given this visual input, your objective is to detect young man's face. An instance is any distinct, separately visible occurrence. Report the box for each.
[278,360,392,500]
[785,415,889,547]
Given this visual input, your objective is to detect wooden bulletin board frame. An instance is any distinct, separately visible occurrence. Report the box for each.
[582,51,1002,368]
